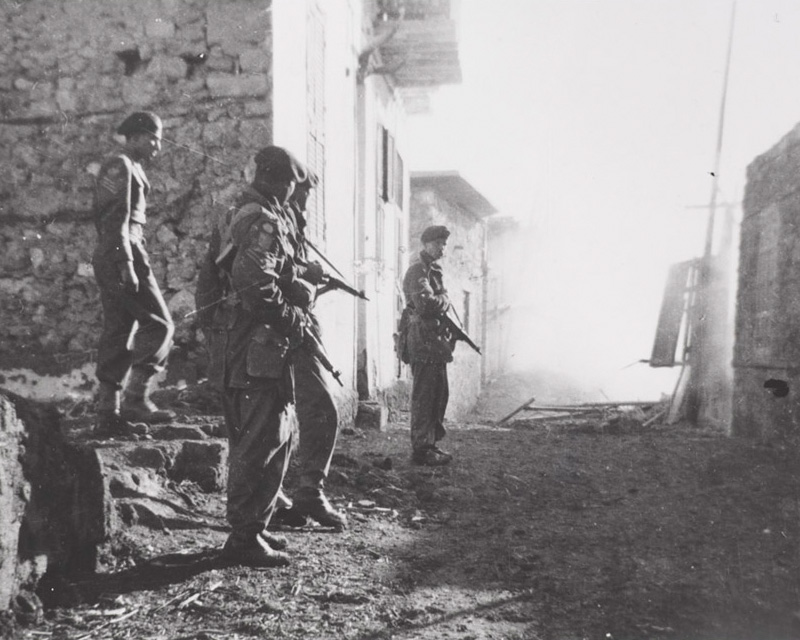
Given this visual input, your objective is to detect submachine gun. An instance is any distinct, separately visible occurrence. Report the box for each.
[305,238,369,301]
[291,241,369,385]
[443,306,482,355]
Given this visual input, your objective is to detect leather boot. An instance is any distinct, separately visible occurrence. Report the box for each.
[122,368,176,424]
[268,488,309,529]
[258,529,289,551]
[222,532,290,568]
[412,446,452,466]
[94,382,149,438]
[292,488,348,530]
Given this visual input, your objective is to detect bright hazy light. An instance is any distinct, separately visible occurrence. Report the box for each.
[407,0,800,400]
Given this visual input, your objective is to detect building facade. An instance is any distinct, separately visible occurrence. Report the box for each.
[0,0,465,424]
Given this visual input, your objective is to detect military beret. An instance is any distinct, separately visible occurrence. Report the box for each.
[254,146,307,183]
[421,225,451,243]
[301,168,320,188]
[116,111,162,138]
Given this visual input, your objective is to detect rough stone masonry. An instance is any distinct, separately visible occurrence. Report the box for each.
[0,0,275,395]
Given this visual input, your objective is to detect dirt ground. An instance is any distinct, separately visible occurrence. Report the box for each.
[13,370,800,640]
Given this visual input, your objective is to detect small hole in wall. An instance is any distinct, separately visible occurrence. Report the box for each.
[116,48,148,76]
[180,52,207,79]
[764,378,790,398]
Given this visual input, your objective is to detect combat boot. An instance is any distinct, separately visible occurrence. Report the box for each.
[412,446,452,467]
[292,488,348,531]
[94,382,149,439]
[268,488,308,529]
[258,529,289,551]
[121,368,176,424]
[222,532,290,568]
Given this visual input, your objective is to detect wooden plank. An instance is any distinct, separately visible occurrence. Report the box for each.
[527,401,659,409]
[651,260,696,367]
[494,395,536,426]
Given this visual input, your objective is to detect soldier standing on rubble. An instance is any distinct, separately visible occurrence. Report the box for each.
[401,225,456,466]
[92,111,176,438]
[270,170,348,531]
[195,146,307,567]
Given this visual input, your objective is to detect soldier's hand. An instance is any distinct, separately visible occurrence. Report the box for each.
[302,260,326,286]
[119,263,139,292]
[286,278,315,308]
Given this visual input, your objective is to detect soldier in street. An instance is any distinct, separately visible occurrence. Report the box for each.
[271,170,348,531]
[195,146,307,567]
[401,225,456,466]
[92,111,176,438]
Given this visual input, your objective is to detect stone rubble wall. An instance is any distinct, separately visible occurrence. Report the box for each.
[0,0,275,393]
[0,391,110,616]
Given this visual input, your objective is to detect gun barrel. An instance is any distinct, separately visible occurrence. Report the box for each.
[304,329,345,386]
[327,275,369,301]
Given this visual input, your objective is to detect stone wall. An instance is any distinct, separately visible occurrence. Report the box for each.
[408,187,485,420]
[0,391,110,618]
[733,121,800,438]
[0,0,274,395]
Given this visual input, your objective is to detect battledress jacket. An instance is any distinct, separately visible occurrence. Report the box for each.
[195,188,302,391]
[402,251,455,363]
[92,154,150,266]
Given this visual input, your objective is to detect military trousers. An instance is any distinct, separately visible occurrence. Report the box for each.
[223,385,295,535]
[93,251,174,389]
[293,347,339,491]
[410,361,449,452]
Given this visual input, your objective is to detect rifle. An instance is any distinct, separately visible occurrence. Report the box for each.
[442,310,482,355]
[305,238,369,301]
[319,274,369,301]
[303,327,344,387]
[266,268,346,385]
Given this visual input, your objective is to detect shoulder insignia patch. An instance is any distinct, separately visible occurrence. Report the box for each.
[98,159,129,196]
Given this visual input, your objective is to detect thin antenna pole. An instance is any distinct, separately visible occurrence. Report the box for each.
[704,0,737,259]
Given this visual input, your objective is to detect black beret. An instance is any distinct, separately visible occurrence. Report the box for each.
[421,225,451,243]
[254,146,307,183]
[301,168,320,188]
[116,111,162,137]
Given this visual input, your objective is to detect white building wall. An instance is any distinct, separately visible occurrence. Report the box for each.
[273,0,360,393]
[358,74,409,398]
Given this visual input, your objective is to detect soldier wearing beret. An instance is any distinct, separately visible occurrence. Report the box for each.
[92,111,176,438]
[195,145,308,567]
[401,225,456,466]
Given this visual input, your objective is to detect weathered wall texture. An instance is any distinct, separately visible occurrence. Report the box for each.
[408,187,485,420]
[0,392,110,614]
[733,122,800,438]
[0,0,274,395]
[0,395,26,611]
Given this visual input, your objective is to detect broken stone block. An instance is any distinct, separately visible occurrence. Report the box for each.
[117,497,207,530]
[125,446,169,471]
[0,393,26,610]
[0,391,110,612]
[150,424,208,440]
[356,401,388,431]
[171,441,227,492]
